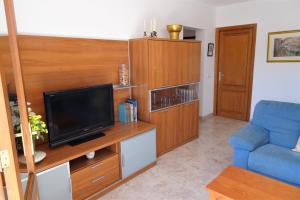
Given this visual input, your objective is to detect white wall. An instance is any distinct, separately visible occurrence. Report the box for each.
[216,0,300,116]
[0,0,216,117]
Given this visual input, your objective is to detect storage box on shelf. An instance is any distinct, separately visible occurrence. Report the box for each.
[129,38,201,156]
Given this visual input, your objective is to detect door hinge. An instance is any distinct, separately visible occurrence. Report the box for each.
[0,150,10,172]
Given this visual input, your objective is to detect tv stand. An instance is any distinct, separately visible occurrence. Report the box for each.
[19,122,157,200]
[68,132,105,146]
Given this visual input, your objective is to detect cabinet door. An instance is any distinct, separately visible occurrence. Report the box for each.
[21,163,72,200]
[148,40,168,89]
[121,129,156,179]
[150,106,180,156]
[177,42,201,84]
[181,101,199,141]
[187,42,201,83]
[148,41,201,89]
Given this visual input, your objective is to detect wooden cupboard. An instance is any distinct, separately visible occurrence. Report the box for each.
[130,38,201,156]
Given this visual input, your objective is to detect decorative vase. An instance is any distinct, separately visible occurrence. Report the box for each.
[17,132,47,164]
[167,24,183,40]
[119,64,129,86]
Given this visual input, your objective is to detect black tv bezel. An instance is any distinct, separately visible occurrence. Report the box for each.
[43,84,114,147]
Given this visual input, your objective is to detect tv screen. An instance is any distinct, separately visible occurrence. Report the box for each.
[44,84,114,147]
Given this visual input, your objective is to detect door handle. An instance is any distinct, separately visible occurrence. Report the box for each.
[91,176,105,184]
[218,72,224,81]
[91,162,103,169]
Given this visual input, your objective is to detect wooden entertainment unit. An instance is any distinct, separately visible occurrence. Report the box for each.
[20,121,156,200]
[0,35,201,199]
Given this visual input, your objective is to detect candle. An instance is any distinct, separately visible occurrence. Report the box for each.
[153,18,156,32]
[144,20,146,32]
[150,19,153,32]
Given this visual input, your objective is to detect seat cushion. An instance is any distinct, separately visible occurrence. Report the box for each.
[248,144,300,185]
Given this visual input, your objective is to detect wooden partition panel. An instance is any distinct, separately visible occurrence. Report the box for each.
[0,36,15,92]
[0,35,129,120]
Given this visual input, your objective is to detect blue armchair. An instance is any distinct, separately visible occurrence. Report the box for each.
[229,100,300,187]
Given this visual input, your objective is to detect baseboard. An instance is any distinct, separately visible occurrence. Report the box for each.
[200,113,214,121]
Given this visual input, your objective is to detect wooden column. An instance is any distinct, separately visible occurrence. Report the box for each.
[0,73,24,199]
[3,0,35,171]
[0,173,6,200]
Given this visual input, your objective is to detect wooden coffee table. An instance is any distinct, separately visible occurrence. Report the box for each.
[207,166,300,200]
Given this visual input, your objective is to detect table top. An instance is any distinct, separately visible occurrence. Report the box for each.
[207,166,300,200]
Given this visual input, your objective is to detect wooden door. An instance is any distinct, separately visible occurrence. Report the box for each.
[215,24,256,121]
[188,42,201,83]
[177,102,199,145]
[183,101,199,141]
[148,40,168,89]
[150,107,180,156]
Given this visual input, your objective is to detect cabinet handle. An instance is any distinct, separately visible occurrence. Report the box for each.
[91,176,105,184]
[91,162,103,169]
[121,154,125,167]
[218,72,224,81]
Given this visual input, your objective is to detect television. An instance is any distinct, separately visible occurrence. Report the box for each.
[44,84,114,147]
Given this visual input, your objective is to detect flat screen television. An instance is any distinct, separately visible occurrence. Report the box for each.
[44,84,114,147]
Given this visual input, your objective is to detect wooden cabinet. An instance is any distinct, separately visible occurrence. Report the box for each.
[130,38,201,156]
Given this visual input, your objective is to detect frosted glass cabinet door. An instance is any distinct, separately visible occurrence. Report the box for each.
[121,129,157,179]
[21,162,72,200]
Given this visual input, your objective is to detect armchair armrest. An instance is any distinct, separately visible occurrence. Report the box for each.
[229,124,269,151]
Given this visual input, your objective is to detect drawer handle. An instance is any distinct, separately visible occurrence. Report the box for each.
[91,176,105,184]
[91,162,103,169]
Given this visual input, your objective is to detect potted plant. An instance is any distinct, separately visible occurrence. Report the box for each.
[10,100,48,163]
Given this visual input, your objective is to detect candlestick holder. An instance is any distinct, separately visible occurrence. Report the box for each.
[150,31,157,38]
[144,31,147,37]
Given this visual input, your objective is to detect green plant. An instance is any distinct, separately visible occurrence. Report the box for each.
[10,101,48,141]
[29,113,48,141]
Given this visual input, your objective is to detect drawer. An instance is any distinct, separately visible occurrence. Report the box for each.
[73,167,120,200]
[71,154,119,188]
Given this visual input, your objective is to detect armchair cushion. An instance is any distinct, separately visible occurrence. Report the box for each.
[249,144,300,186]
[229,124,269,151]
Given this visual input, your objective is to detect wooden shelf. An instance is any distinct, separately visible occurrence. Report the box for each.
[19,121,155,173]
[70,148,117,174]
[113,84,137,90]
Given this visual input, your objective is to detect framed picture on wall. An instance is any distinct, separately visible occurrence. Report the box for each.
[207,43,214,57]
[267,29,300,62]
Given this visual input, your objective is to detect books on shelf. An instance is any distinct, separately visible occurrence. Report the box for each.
[118,98,138,123]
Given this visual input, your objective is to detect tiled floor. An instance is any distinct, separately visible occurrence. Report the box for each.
[101,116,247,200]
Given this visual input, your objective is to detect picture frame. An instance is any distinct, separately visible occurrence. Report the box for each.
[267,29,300,62]
[207,43,214,57]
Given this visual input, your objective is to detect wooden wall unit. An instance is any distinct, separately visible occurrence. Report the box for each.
[130,38,201,156]
[0,35,129,121]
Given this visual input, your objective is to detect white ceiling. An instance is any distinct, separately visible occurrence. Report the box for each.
[200,0,256,6]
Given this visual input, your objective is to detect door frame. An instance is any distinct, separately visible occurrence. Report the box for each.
[213,23,257,121]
